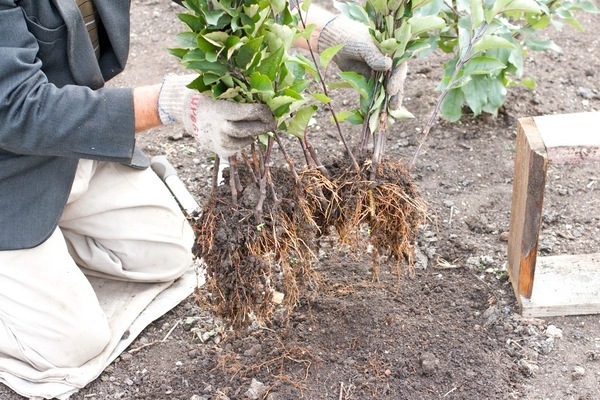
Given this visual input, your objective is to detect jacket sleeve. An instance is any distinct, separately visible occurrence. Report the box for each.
[0,2,136,162]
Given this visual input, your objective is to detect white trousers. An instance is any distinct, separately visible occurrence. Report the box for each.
[0,160,194,371]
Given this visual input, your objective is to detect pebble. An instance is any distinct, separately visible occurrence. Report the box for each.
[572,366,586,380]
[545,325,563,339]
[517,359,539,377]
[244,378,267,399]
[420,352,439,376]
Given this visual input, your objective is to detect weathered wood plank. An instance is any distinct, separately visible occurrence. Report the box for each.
[520,253,600,317]
[533,112,600,163]
[508,117,548,300]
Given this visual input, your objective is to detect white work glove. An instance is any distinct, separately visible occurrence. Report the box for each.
[158,74,275,158]
[318,16,407,110]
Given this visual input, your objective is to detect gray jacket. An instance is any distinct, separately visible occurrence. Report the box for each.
[0,0,158,250]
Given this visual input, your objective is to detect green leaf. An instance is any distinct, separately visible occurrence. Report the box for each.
[287,105,318,137]
[441,88,465,122]
[311,93,332,104]
[225,36,243,59]
[377,38,399,57]
[408,15,446,36]
[486,77,507,109]
[368,108,381,134]
[185,60,229,75]
[270,0,286,15]
[320,44,344,68]
[488,0,541,21]
[394,23,411,56]
[473,35,515,54]
[462,76,488,115]
[335,110,364,125]
[470,0,484,27]
[174,31,198,49]
[203,9,227,26]
[301,0,312,12]
[388,106,415,119]
[267,95,297,113]
[524,37,562,53]
[521,76,536,89]
[334,0,371,24]
[203,31,229,47]
[249,72,273,92]
[178,13,205,32]
[235,37,263,69]
[257,46,284,80]
[463,56,506,76]
[369,0,388,15]
[338,71,370,99]
[217,87,244,100]
[169,47,188,59]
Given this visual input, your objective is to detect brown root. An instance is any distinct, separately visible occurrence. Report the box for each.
[193,166,321,328]
[192,157,426,328]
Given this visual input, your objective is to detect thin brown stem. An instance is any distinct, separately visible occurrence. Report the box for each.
[212,156,221,192]
[410,23,489,168]
[296,5,361,173]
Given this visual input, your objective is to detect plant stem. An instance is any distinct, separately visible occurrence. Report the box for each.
[409,23,489,168]
[255,136,274,215]
[228,156,239,206]
[274,134,302,185]
[296,5,361,173]
[231,155,243,193]
[212,156,221,192]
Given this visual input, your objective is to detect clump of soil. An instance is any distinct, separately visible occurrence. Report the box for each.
[192,154,426,327]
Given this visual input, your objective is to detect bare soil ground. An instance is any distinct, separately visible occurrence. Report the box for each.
[3,1,600,399]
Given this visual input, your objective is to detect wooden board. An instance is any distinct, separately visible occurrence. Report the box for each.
[519,253,600,317]
[507,117,548,299]
[508,112,600,316]
[533,112,600,163]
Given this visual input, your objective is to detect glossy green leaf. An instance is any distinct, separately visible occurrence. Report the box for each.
[462,76,488,115]
[388,106,415,119]
[394,23,411,56]
[178,13,205,31]
[287,105,318,137]
[440,88,465,122]
[377,38,400,57]
[368,108,381,134]
[469,0,484,27]
[257,46,284,80]
[521,76,536,89]
[203,31,229,47]
[338,71,370,99]
[335,110,364,125]
[270,0,286,15]
[473,35,515,54]
[320,44,344,68]
[174,31,198,49]
[463,56,506,76]
[311,93,332,104]
[524,37,562,53]
[334,0,371,24]
[408,15,445,36]
[235,37,263,69]
[488,0,541,21]
[249,72,273,93]
[369,0,388,15]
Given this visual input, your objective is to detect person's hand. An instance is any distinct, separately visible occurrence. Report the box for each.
[158,74,275,158]
[318,16,407,110]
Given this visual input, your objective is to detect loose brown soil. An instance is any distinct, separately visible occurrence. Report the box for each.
[2,1,600,399]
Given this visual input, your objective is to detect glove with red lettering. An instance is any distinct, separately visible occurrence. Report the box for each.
[157,74,275,158]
